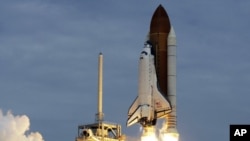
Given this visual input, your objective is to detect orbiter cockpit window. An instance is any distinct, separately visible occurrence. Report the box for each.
[141,51,148,55]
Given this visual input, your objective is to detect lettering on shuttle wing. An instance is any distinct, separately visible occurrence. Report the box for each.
[155,100,162,108]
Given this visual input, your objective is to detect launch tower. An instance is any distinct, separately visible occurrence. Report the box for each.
[75,53,125,141]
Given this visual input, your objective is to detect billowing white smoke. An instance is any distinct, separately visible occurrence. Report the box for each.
[0,110,44,141]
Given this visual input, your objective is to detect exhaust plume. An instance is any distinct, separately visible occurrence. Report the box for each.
[0,110,44,141]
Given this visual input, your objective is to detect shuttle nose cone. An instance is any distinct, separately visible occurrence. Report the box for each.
[150,4,171,34]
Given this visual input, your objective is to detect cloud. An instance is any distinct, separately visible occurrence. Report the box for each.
[0,110,44,141]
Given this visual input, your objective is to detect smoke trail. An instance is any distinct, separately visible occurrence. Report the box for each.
[0,110,44,141]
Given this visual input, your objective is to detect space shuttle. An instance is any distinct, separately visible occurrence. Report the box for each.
[127,41,172,127]
[127,5,178,134]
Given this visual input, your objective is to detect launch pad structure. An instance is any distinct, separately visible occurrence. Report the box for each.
[75,53,125,141]
[76,122,124,141]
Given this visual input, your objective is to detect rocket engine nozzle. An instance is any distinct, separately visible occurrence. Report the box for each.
[139,117,157,127]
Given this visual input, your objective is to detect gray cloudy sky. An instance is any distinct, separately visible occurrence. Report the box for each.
[0,0,250,141]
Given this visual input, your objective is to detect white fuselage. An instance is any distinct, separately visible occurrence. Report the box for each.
[138,46,154,120]
[127,43,171,127]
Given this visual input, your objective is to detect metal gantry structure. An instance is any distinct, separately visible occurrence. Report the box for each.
[75,53,125,141]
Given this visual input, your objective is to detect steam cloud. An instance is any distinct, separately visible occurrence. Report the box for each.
[0,110,44,141]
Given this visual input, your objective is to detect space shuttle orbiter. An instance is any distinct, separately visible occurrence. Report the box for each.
[127,5,178,137]
[127,41,172,127]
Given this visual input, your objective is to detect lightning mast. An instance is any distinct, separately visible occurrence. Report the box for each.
[75,53,125,141]
[96,53,104,122]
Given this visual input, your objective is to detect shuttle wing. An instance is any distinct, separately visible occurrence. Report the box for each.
[127,97,140,126]
[127,106,141,127]
[153,86,172,118]
[128,96,139,117]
